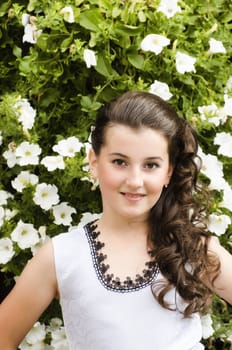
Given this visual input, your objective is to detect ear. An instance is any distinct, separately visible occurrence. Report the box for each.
[88,148,98,179]
[166,165,173,186]
[168,165,173,178]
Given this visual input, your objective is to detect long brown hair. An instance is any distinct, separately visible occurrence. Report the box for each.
[91,91,220,317]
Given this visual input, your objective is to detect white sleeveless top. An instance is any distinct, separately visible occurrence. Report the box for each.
[52,222,204,350]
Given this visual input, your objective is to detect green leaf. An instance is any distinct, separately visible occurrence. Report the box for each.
[13,45,22,59]
[60,37,73,52]
[114,23,142,36]
[95,54,118,78]
[127,53,144,69]
[0,0,11,17]
[79,9,103,32]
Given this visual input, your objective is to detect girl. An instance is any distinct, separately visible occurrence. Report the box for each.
[0,91,231,350]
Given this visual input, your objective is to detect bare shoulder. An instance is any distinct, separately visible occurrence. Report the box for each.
[207,236,232,304]
[0,239,57,348]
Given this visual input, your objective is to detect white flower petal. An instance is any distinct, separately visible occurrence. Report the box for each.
[15,141,41,166]
[201,314,214,339]
[157,0,182,18]
[41,155,65,171]
[60,6,75,23]
[14,98,36,130]
[214,132,232,157]
[0,190,13,205]
[198,147,226,191]
[11,170,39,192]
[11,220,40,249]
[176,51,196,74]
[3,149,18,168]
[83,49,97,68]
[149,80,173,100]
[52,136,83,157]
[140,34,170,55]
[52,202,76,226]
[24,321,46,344]
[0,237,15,264]
[77,212,102,227]
[208,38,226,54]
[33,183,60,210]
[207,214,231,236]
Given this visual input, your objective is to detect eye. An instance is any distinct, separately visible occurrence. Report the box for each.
[144,162,159,169]
[112,159,127,166]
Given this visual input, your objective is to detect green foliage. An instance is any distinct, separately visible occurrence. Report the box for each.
[0,0,231,348]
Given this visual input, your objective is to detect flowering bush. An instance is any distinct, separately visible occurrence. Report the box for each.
[0,0,231,348]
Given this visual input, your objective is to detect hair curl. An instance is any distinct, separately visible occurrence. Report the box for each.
[91,91,220,317]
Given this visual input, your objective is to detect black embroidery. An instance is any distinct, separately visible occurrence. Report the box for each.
[84,221,159,293]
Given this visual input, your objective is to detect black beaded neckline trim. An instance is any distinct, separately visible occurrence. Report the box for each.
[84,221,159,293]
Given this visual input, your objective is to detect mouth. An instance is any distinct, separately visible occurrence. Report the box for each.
[120,192,146,201]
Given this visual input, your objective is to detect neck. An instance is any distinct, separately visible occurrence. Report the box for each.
[97,213,149,241]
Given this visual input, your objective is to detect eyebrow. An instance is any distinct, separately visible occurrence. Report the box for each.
[109,152,164,161]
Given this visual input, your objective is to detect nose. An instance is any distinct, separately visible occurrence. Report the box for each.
[125,166,144,188]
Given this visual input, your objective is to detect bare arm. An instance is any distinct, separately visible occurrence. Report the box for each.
[0,240,57,349]
[207,236,232,304]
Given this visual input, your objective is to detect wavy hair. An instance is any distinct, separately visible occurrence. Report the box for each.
[91,91,220,317]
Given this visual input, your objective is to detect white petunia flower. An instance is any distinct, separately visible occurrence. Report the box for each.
[0,190,13,205]
[53,136,83,157]
[25,322,46,344]
[207,213,231,236]
[208,38,226,54]
[198,103,226,126]
[22,13,30,27]
[157,0,182,18]
[11,220,40,249]
[3,149,17,168]
[140,34,170,55]
[52,202,76,226]
[198,147,227,191]
[214,132,232,157]
[225,76,232,92]
[15,141,41,166]
[220,183,232,211]
[60,6,75,23]
[4,208,18,221]
[14,98,36,130]
[0,237,15,264]
[19,340,45,350]
[149,80,173,100]
[22,14,42,44]
[201,314,214,339]
[0,206,4,227]
[41,155,65,171]
[33,183,60,210]
[83,49,97,68]
[50,326,69,350]
[11,170,39,192]
[227,330,232,343]
[223,94,232,117]
[83,140,92,163]
[78,212,102,227]
[0,130,2,146]
[49,317,63,329]
[19,322,46,350]
[175,51,196,74]
[31,226,50,256]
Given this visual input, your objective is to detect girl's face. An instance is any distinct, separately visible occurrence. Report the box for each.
[89,124,173,223]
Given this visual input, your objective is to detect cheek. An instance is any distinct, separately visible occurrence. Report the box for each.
[146,174,167,192]
[98,167,121,191]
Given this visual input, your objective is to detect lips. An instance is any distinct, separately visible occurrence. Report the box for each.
[121,192,145,201]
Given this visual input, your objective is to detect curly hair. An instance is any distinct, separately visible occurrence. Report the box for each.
[91,91,220,317]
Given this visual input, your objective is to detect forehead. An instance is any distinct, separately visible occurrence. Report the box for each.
[102,124,169,156]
